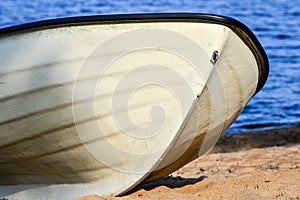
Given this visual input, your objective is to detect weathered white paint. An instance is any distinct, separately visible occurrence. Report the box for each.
[0,21,258,199]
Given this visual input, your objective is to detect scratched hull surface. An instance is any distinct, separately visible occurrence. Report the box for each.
[0,14,268,199]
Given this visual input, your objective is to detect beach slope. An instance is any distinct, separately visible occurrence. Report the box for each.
[80,125,300,200]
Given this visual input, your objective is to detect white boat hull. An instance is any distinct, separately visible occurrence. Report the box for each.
[0,14,268,199]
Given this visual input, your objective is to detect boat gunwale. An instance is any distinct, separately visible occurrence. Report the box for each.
[0,13,268,95]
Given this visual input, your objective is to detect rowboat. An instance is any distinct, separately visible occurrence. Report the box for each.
[0,13,268,199]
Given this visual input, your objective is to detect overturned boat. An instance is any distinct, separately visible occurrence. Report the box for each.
[0,13,268,199]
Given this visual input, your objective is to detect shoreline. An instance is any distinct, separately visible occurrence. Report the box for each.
[81,125,300,199]
[212,123,300,153]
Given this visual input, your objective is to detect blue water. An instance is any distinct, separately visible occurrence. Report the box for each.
[0,0,299,133]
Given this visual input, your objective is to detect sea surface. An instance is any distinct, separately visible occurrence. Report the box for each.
[0,0,299,133]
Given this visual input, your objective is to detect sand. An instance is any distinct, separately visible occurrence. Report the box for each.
[79,125,300,200]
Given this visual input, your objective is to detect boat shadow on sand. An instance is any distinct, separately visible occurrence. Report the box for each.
[131,175,207,192]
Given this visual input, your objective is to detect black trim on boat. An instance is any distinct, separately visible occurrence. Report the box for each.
[0,13,269,95]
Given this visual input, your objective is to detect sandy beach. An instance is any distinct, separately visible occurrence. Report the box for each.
[80,125,300,200]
